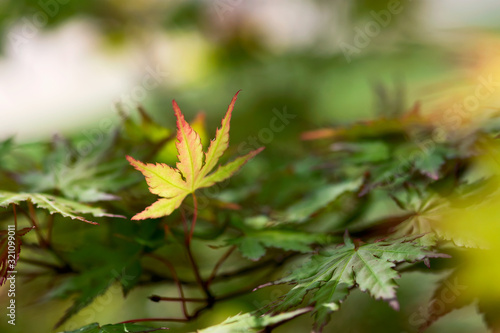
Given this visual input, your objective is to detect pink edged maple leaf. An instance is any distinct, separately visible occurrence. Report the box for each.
[127,91,264,220]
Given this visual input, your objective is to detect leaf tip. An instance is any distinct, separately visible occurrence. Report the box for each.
[126,155,138,166]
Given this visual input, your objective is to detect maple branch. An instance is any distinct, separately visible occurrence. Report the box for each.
[140,253,295,287]
[12,203,17,230]
[185,243,214,304]
[121,267,285,326]
[149,296,206,303]
[188,193,198,243]
[213,254,293,282]
[180,198,214,304]
[206,245,236,287]
[22,202,48,247]
[146,253,189,319]
[46,213,54,245]
[18,257,63,270]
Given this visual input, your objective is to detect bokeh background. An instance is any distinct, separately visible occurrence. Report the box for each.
[1,0,500,332]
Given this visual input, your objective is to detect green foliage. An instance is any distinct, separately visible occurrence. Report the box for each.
[1,93,499,333]
[63,322,167,333]
[0,191,121,224]
[267,234,446,331]
[197,308,311,333]
[227,229,330,261]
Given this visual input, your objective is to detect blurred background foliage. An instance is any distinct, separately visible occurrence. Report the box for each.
[1,0,500,332]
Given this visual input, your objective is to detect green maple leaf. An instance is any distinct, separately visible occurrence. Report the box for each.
[268,234,446,332]
[127,92,264,220]
[227,229,331,261]
[196,308,311,333]
[0,191,122,224]
[63,322,167,333]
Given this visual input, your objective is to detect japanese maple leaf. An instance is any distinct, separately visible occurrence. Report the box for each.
[265,234,447,332]
[127,92,264,220]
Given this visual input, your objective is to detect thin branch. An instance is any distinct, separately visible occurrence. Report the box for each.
[18,257,63,270]
[146,253,189,319]
[46,214,54,244]
[180,208,189,242]
[213,254,293,283]
[188,193,198,243]
[18,204,47,248]
[180,198,214,303]
[12,203,17,230]
[140,254,297,287]
[120,269,287,325]
[149,296,206,303]
[206,245,236,286]
[185,243,213,302]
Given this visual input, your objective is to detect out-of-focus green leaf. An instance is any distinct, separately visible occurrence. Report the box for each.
[228,229,331,260]
[281,178,363,223]
[0,191,122,224]
[62,322,167,333]
[49,244,142,327]
[331,141,390,164]
[197,308,311,333]
[20,135,134,203]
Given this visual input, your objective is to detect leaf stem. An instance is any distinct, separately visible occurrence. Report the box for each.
[46,214,54,245]
[26,201,49,247]
[188,193,198,243]
[185,243,214,303]
[12,203,17,230]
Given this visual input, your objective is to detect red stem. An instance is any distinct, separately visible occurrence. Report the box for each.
[46,214,54,244]
[149,296,206,303]
[147,253,189,319]
[206,246,236,286]
[26,201,48,247]
[188,193,198,243]
[12,204,17,230]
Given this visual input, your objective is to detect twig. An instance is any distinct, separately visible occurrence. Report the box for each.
[180,198,214,303]
[206,246,236,286]
[46,214,54,244]
[12,204,17,230]
[21,202,48,247]
[146,253,189,319]
[185,243,214,302]
[188,193,198,243]
[149,296,206,303]
[18,257,63,270]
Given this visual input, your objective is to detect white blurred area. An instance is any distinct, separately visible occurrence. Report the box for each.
[1,0,500,141]
[0,20,140,141]
[0,18,211,141]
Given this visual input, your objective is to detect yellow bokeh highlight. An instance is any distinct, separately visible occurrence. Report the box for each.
[438,140,500,298]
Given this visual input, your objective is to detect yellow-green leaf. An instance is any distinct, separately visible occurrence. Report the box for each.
[128,92,263,220]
